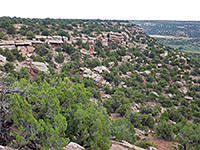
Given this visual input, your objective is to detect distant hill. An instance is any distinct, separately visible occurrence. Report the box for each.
[131,20,200,53]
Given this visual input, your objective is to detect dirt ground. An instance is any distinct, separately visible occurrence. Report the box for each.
[149,138,179,150]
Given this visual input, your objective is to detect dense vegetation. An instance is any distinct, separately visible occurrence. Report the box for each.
[0,17,200,150]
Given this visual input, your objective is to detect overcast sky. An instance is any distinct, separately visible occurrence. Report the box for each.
[0,0,199,21]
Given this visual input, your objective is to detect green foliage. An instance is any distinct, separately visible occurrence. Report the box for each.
[4,62,15,72]
[55,52,64,63]
[156,121,174,140]
[141,114,155,128]
[135,140,157,149]
[177,123,200,150]
[103,90,129,114]
[9,80,69,149]
[18,67,30,80]
[158,95,173,107]
[96,40,102,47]
[41,29,50,36]
[11,48,25,62]
[62,43,76,55]
[58,30,70,38]
[35,44,50,57]
[111,118,137,144]
[66,106,111,150]
[125,111,141,128]
[4,48,15,61]
[30,55,44,62]
[0,30,7,40]
[7,24,15,34]
[26,31,35,39]
[86,58,101,68]
[116,104,131,117]
[70,51,81,61]
[140,105,160,116]
[0,17,200,150]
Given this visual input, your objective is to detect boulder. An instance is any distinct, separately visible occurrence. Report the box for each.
[126,71,132,76]
[110,140,145,150]
[179,87,187,94]
[80,49,91,55]
[135,128,146,137]
[63,142,85,150]
[131,105,140,112]
[160,51,168,57]
[144,70,151,74]
[0,55,6,63]
[0,145,16,150]
[93,66,110,73]
[167,93,173,98]
[152,91,159,97]
[109,62,115,68]
[184,96,193,100]
[31,62,49,73]
[157,63,162,67]
[122,55,131,62]
[148,147,158,150]
[176,81,183,86]
[81,67,103,83]
[27,46,35,53]
[102,94,111,100]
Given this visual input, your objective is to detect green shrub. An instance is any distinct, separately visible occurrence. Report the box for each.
[135,140,157,149]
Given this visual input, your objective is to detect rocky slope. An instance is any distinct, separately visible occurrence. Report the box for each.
[0,17,200,150]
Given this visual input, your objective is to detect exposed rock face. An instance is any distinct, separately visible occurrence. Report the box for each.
[148,146,158,150]
[110,140,145,150]
[80,67,111,86]
[0,40,15,46]
[0,40,15,50]
[93,66,110,74]
[122,55,132,62]
[109,62,115,68]
[131,103,140,112]
[0,55,6,63]
[15,40,32,46]
[80,67,102,82]
[80,49,97,55]
[152,91,159,97]
[184,96,193,100]
[179,87,187,94]
[143,70,151,74]
[160,51,168,57]
[176,81,183,86]
[31,62,49,73]
[0,145,16,150]
[102,94,111,100]
[135,128,146,137]
[109,32,126,45]
[63,142,85,150]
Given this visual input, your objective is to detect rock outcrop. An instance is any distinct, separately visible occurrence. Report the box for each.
[148,147,158,150]
[0,145,16,150]
[63,142,85,150]
[0,55,6,63]
[31,62,49,74]
[93,66,110,74]
[110,140,145,150]
[160,51,168,57]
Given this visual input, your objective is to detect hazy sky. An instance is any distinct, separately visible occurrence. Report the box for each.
[0,0,199,20]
